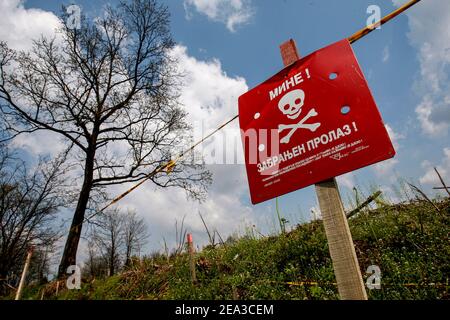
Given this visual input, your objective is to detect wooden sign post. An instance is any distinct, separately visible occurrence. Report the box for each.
[279,40,367,300]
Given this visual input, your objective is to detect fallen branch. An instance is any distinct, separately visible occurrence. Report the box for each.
[199,212,215,246]
[433,167,450,197]
[214,229,226,246]
[346,191,382,219]
[408,183,441,214]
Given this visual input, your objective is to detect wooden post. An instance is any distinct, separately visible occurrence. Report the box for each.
[279,40,367,300]
[315,179,368,299]
[15,247,33,300]
[187,233,197,284]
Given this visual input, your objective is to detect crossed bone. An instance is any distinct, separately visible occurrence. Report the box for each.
[279,108,321,144]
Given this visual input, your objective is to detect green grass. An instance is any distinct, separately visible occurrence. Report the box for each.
[19,198,450,300]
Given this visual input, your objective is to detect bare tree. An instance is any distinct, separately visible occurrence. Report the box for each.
[123,210,149,267]
[88,209,148,275]
[82,240,108,279]
[0,0,211,277]
[91,209,125,276]
[0,145,68,293]
[27,241,58,286]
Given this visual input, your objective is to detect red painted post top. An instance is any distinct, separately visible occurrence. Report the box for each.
[238,39,395,204]
[280,39,300,66]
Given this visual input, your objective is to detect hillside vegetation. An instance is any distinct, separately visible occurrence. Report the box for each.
[16,197,450,300]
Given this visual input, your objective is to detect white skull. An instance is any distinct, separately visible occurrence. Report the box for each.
[278,89,305,119]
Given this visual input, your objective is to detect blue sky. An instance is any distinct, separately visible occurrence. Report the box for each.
[2,0,449,257]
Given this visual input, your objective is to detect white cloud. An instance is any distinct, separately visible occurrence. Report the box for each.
[392,0,450,137]
[184,0,254,32]
[372,124,404,181]
[10,131,65,157]
[373,158,399,180]
[0,1,64,157]
[337,172,356,190]
[0,0,61,51]
[171,45,247,128]
[378,184,401,204]
[419,147,450,186]
[385,123,405,150]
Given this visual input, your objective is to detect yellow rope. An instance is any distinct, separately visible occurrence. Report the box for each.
[348,0,422,44]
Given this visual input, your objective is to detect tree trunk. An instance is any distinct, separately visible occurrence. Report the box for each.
[58,148,96,278]
[125,246,131,267]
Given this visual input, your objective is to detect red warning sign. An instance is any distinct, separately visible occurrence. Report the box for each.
[238,39,395,204]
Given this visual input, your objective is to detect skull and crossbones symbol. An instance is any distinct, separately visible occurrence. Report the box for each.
[278,89,321,144]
